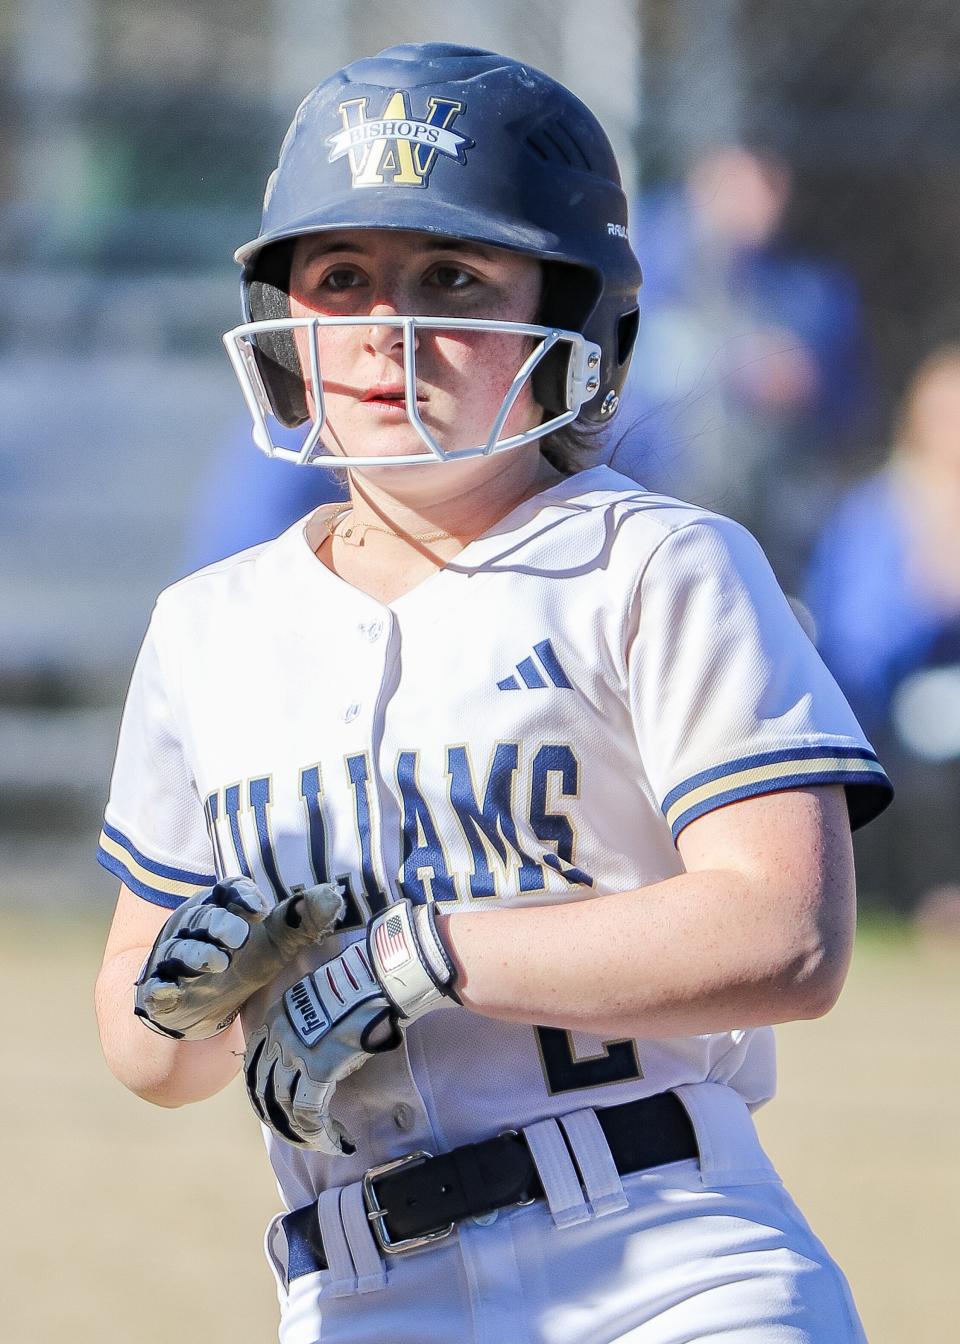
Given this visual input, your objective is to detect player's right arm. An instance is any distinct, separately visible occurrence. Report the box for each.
[95,882,246,1107]
[93,607,347,1106]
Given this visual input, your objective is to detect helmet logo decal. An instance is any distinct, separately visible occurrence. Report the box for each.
[327,91,471,188]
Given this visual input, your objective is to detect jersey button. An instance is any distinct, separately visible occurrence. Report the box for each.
[344,703,361,723]
[363,620,384,642]
[392,1103,414,1132]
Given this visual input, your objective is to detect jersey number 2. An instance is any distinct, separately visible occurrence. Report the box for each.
[535,1026,643,1094]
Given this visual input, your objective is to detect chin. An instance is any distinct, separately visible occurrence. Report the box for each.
[347,453,464,482]
[347,448,510,495]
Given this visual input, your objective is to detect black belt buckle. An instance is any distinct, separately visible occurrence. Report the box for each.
[362,1150,456,1255]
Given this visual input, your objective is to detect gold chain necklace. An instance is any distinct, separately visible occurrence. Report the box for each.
[326,505,453,546]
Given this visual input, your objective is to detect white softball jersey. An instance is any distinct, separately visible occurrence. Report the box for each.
[98,466,890,1220]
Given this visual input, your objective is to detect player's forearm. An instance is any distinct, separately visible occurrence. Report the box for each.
[95,948,244,1106]
[438,866,852,1040]
[439,786,855,1038]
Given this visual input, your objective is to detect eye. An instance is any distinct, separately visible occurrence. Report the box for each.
[427,264,475,291]
[320,266,365,292]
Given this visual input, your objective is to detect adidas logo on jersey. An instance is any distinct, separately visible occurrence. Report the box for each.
[497,639,572,691]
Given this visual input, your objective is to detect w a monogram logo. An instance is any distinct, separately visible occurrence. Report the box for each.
[327,90,472,188]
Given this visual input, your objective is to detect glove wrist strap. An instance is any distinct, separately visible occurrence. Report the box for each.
[368,900,459,1021]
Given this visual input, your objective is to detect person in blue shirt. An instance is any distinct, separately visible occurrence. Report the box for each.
[805,344,960,736]
[805,344,960,912]
[613,145,869,590]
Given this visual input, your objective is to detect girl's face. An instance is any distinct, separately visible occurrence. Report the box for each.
[287,229,544,465]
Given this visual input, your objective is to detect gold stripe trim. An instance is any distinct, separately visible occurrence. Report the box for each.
[665,756,886,829]
[98,830,208,899]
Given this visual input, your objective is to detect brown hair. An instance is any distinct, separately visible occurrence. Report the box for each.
[539,420,606,475]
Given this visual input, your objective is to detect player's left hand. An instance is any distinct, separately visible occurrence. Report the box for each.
[244,899,459,1152]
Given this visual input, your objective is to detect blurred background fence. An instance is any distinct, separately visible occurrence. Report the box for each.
[3,0,960,913]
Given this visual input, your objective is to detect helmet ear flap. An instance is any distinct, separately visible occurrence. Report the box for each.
[532,264,601,416]
[247,241,309,428]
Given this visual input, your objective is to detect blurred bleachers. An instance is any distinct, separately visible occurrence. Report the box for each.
[0,336,238,849]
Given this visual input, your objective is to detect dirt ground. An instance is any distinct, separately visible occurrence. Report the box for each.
[3,910,956,1344]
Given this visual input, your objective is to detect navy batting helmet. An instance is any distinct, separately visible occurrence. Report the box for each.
[226,43,641,464]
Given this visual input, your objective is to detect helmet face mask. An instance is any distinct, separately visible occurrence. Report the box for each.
[225,42,641,469]
[224,311,603,469]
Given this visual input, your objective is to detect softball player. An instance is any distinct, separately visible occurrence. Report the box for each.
[95,45,892,1343]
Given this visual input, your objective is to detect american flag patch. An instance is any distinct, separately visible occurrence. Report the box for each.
[375,912,412,972]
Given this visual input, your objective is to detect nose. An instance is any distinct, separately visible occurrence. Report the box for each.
[362,300,418,358]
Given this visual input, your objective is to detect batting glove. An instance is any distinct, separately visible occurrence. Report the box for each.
[135,877,345,1041]
[244,899,458,1153]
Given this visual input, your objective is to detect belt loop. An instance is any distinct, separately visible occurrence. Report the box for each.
[672,1082,778,1187]
[560,1109,629,1217]
[317,1186,357,1297]
[522,1117,590,1228]
[263,1212,291,1299]
[339,1181,389,1294]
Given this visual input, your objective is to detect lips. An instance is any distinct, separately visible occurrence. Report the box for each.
[361,384,425,406]
[362,385,408,405]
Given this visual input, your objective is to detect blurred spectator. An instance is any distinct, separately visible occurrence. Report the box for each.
[613,145,869,589]
[181,417,346,574]
[805,345,960,737]
[805,345,960,914]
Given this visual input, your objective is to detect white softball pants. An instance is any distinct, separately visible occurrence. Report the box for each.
[266,1084,867,1344]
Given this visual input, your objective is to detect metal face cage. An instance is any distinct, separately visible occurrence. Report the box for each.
[223,315,602,469]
